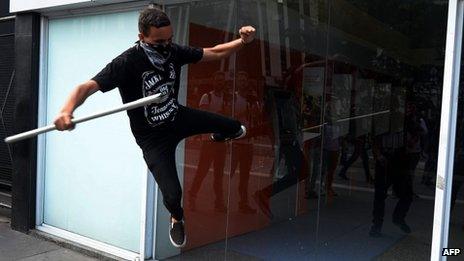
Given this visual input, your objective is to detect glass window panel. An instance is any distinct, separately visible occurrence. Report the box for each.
[226,0,329,260]
[43,10,145,252]
[152,1,450,260]
[318,1,448,259]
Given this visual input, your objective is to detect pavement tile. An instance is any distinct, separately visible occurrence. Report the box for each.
[0,223,61,261]
[0,223,97,261]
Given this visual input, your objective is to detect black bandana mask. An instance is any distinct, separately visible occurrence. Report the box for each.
[147,43,172,59]
[140,42,172,70]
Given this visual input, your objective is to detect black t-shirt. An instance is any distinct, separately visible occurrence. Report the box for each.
[92,43,203,138]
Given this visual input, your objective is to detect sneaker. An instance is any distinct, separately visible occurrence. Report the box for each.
[169,219,186,248]
[211,125,246,142]
[393,219,411,234]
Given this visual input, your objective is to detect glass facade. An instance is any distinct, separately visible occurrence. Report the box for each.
[161,0,450,260]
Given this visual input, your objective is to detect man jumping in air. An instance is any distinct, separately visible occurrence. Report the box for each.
[53,6,256,248]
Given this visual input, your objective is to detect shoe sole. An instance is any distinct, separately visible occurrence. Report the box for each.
[211,125,247,142]
[169,222,187,248]
[169,233,187,248]
[234,125,247,140]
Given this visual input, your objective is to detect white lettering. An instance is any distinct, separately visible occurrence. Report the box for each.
[151,99,175,114]
[143,74,162,90]
[169,63,176,79]
[443,248,462,256]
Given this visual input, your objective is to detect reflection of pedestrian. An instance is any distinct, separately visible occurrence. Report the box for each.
[188,72,229,212]
[338,135,372,183]
[405,103,427,196]
[189,141,227,212]
[231,143,255,213]
[305,104,341,199]
[322,110,341,198]
[304,136,322,199]
[230,72,258,214]
[370,107,413,237]
[302,94,323,199]
[254,89,306,219]
[370,146,412,237]
[422,102,439,186]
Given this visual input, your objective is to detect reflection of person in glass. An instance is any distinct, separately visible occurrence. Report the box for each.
[303,95,323,199]
[422,104,439,187]
[321,104,341,198]
[405,102,427,196]
[188,72,229,213]
[230,71,258,214]
[338,134,372,183]
[369,96,414,237]
[254,89,306,219]
[305,97,340,200]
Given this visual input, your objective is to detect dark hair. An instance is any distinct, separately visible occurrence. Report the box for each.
[138,7,171,36]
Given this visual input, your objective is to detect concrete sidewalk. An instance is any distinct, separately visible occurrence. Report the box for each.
[0,205,98,261]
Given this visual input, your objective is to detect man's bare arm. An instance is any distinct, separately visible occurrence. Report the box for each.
[201,26,256,62]
[54,80,100,130]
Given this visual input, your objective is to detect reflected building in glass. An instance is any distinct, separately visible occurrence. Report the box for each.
[178,0,456,259]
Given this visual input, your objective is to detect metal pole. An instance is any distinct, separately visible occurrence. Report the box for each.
[5,93,163,144]
[0,15,15,22]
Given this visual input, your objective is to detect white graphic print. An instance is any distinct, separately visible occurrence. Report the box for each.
[142,63,178,126]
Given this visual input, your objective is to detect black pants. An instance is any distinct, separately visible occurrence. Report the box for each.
[136,105,241,221]
[372,151,413,226]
